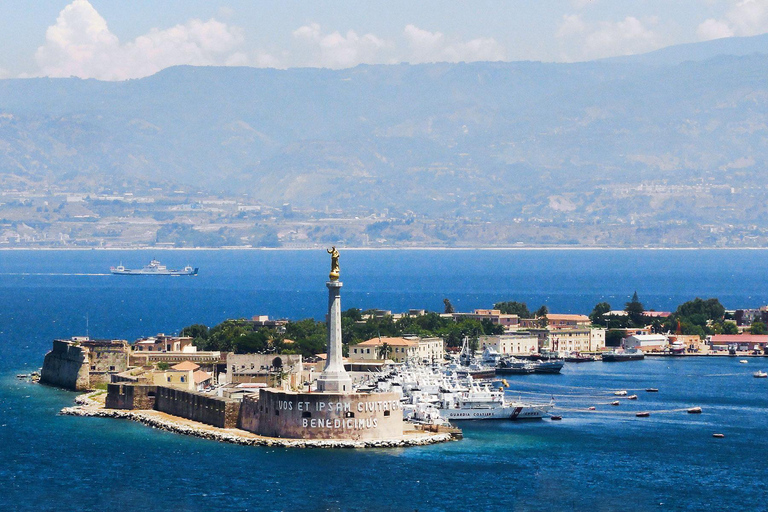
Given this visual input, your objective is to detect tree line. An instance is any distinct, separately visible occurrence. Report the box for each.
[180,294,761,356]
[180,308,504,358]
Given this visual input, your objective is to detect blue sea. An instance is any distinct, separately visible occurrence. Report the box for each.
[1,249,768,511]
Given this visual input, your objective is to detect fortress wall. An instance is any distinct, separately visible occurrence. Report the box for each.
[40,340,90,391]
[155,387,240,428]
[105,384,157,410]
[240,389,403,440]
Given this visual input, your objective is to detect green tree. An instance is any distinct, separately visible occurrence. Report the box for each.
[723,321,739,335]
[625,291,645,326]
[750,321,767,335]
[535,305,549,327]
[377,342,391,360]
[589,302,611,325]
[494,301,532,318]
[605,330,625,347]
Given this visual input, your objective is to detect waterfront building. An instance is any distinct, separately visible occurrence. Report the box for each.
[623,334,669,351]
[453,309,520,330]
[350,336,444,364]
[548,328,606,353]
[708,334,768,353]
[133,333,197,353]
[224,353,303,388]
[479,334,538,355]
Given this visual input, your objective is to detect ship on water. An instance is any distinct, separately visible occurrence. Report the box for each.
[110,259,198,276]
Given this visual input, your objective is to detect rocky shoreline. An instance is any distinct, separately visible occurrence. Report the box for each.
[61,394,454,449]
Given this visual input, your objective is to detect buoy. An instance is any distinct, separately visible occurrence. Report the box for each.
[636,412,650,417]
[611,401,620,406]
[614,390,627,396]
[627,395,638,400]
[712,433,725,438]
[588,406,596,410]
[550,415,562,421]
[687,407,702,414]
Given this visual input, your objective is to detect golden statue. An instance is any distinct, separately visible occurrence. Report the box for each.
[327,246,340,280]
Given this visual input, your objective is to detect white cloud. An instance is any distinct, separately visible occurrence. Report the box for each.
[34,0,260,80]
[697,18,734,40]
[292,23,390,68]
[697,0,768,40]
[556,15,661,60]
[403,25,506,64]
[556,15,587,38]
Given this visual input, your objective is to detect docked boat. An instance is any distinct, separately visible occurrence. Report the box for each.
[370,365,554,421]
[496,357,535,375]
[601,348,644,362]
[110,259,198,276]
[564,352,598,363]
[531,359,565,374]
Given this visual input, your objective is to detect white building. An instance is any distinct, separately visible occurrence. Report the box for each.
[479,335,539,355]
[350,336,444,364]
[623,334,668,351]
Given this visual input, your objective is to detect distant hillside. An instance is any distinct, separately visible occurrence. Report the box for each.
[602,32,768,65]
[0,37,767,223]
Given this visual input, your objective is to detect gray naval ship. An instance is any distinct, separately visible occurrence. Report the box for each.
[110,259,198,276]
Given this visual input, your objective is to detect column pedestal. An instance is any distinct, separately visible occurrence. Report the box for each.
[315,280,352,393]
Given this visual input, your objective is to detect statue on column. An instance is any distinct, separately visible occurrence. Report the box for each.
[327,246,340,280]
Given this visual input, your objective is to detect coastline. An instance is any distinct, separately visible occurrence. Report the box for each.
[3,246,768,251]
[61,393,455,449]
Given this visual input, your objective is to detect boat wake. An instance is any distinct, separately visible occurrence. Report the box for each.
[0,272,111,276]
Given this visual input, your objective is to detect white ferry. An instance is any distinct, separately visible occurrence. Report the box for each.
[110,259,198,276]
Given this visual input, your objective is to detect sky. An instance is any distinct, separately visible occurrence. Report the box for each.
[0,0,767,80]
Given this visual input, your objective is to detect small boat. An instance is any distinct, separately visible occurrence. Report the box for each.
[550,415,563,421]
[614,390,627,396]
[753,371,767,378]
[646,388,659,392]
[687,407,702,414]
[627,395,638,400]
[739,360,748,364]
[15,374,29,379]
[602,348,644,362]
[712,433,725,438]
[610,401,620,406]
[588,407,596,410]
[636,412,650,417]
[531,359,565,374]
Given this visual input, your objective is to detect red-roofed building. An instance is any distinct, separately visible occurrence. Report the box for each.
[709,334,768,352]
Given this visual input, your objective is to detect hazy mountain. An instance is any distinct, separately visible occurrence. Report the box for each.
[0,35,767,220]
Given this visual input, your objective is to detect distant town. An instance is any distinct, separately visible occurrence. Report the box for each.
[4,178,768,248]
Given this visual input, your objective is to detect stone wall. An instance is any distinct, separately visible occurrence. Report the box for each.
[41,340,90,391]
[239,389,403,440]
[155,387,240,429]
[105,383,157,410]
[105,383,240,428]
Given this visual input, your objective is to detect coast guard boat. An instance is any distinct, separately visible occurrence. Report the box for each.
[110,259,198,276]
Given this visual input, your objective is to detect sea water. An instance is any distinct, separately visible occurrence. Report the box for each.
[1,249,767,511]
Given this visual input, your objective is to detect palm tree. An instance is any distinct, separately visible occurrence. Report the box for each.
[377,342,391,360]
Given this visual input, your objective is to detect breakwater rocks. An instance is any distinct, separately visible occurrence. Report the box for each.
[60,399,454,449]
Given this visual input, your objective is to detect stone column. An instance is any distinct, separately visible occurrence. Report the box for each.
[315,280,352,393]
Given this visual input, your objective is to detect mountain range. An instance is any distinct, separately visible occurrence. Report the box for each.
[1,33,767,234]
